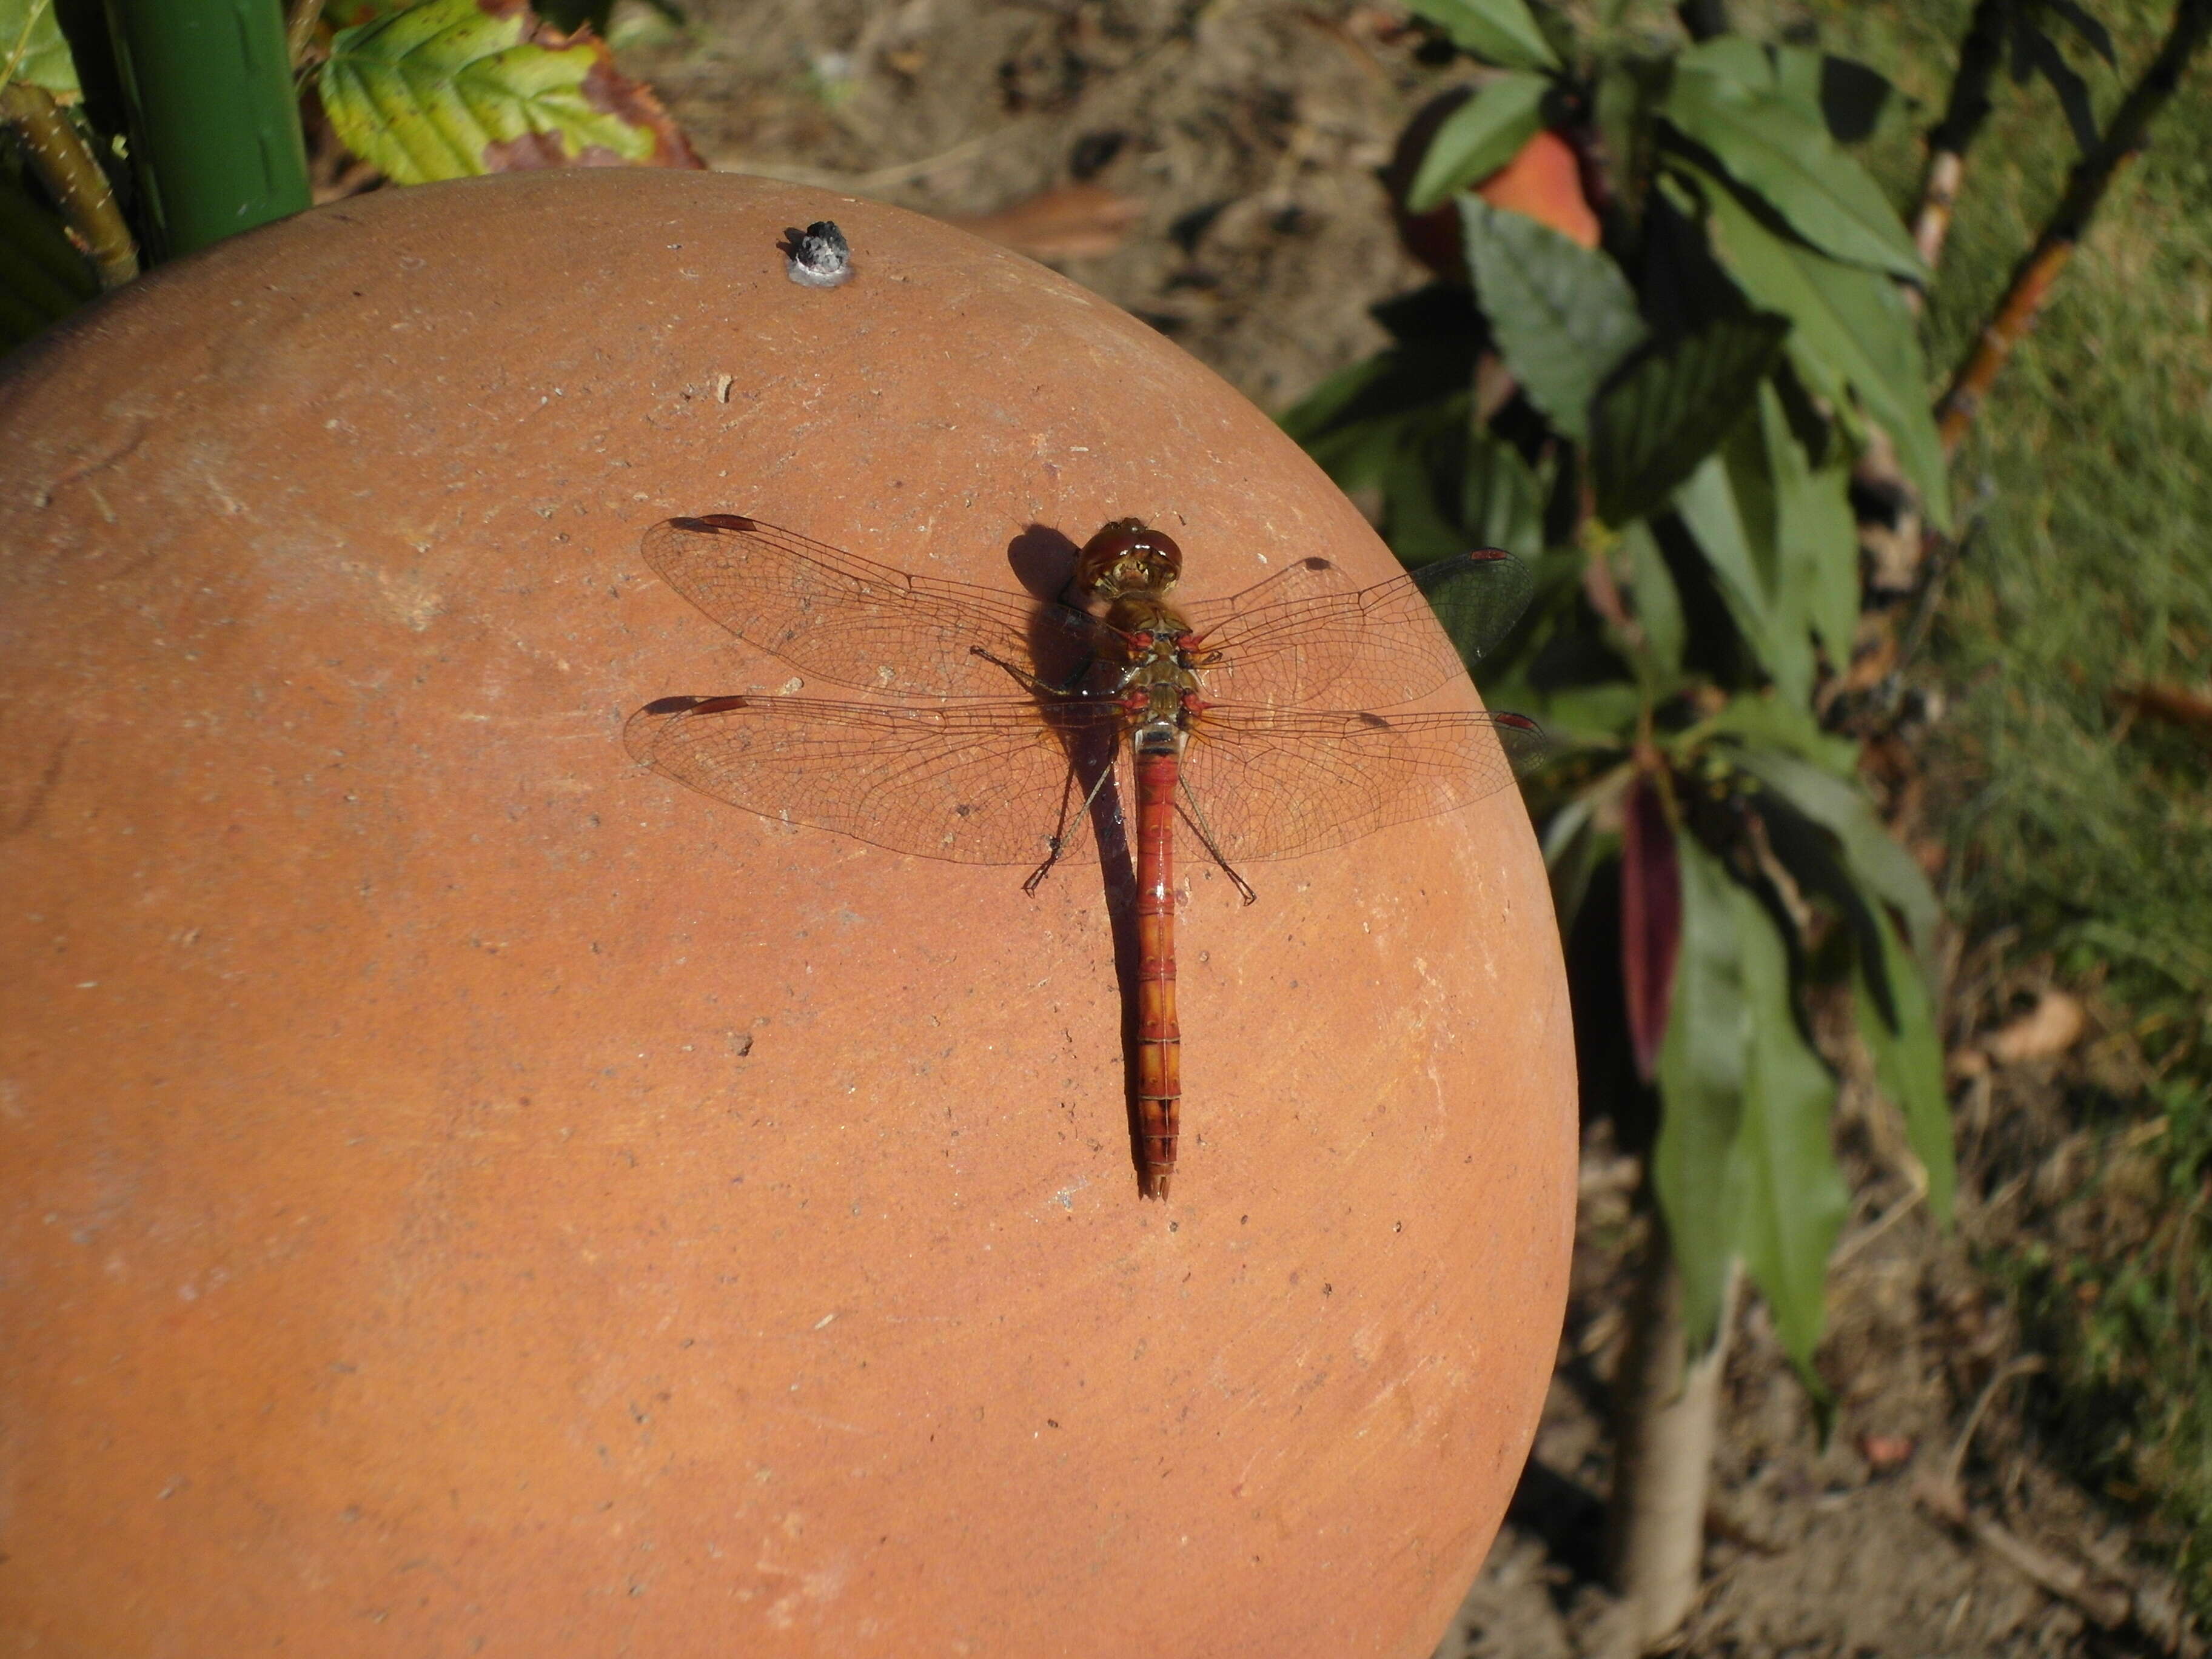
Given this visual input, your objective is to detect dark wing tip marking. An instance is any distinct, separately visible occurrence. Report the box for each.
[637,694,751,716]
[1356,710,1392,728]
[687,514,757,532]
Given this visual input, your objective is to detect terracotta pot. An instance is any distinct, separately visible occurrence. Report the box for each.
[0,172,1575,1656]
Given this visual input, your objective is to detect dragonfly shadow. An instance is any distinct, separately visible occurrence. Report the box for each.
[1004,524,1151,1199]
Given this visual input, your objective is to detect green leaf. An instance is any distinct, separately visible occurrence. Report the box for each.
[1671,453,1793,690]
[1690,690,1858,775]
[1461,425,1547,554]
[1681,38,1891,145]
[1590,312,1788,526]
[1404,0,1559,70]
[1719,390,1816,704]
[1653,831,1752,1353]
[1730,876,1848,1385]
[1663,59,1922,280]
[1725,743,1940,959]
[1407,72,1552,212]
[1531,680,1644,745]
[1,0,79,94]
[1624,518,1686,682]
[1279,287,1480,454]
[1540,791,1606,940]
[1759,382,1858,666]
[1462,196,1646,444]
[1855,905,1956,1225]
[1675,164,1950,529]
[320,0,699,183]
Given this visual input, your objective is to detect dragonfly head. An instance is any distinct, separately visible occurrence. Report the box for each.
[1073,518,1182,602]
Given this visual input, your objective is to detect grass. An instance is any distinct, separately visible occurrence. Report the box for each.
[1803,0,2212,1609]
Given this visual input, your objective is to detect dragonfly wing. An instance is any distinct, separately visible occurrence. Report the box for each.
[1182,550,1532,711]
[642,515,1110,698]
[627,694,1123,867]
[1177,703,1548,864]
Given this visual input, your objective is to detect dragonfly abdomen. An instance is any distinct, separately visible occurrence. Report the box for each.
[1133,748,1181,1199]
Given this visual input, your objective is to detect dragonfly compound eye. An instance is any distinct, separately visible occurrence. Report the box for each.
[1074,518,1184,598]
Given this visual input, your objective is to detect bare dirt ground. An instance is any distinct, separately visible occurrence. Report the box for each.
[609,1,2203,1651]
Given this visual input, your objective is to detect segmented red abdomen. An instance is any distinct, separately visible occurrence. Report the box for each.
[1133,749,1181,1199]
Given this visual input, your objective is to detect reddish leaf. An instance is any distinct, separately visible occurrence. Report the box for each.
[1621,771,1682,1082]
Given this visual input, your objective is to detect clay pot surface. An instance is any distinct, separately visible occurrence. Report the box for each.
[0,171,1574,1657]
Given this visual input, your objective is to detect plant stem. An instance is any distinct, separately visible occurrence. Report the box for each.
[104,0,311,260]
[1911,0,2009,276]
[1607,1230,1742,1652]
[0,81,137,288]
[1936,0,2212,453]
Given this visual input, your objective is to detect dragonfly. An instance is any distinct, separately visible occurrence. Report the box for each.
[626,513,1544,1199]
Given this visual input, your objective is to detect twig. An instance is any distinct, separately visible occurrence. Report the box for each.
[0,80,137,289]
[1830,1162,1928,1269]
[1910,0,2009,280]
[1894,517,1980,674]
[1914,1355,2205,1654]
[1936,0,2212,454]
[286,0,325,71]
[1927,1352,2045,1512]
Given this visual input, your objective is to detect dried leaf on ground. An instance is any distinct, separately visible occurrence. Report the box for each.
[1984,989,2087,1065]
[945,183,1145,260]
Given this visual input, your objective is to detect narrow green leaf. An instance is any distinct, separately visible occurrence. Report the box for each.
[1653,832,1751,1353]
[1760,382,1859,666]
[1404,0,1559,70]
[1855,905,1956,1224]
[1279,349,1470,459]
[1730,877,1848,1384]
[321,0,700,184]
[1532,680,1646,745]
[1379,398,1489,566]
[1690,690,1858,775]
[1676,164,1951,529]
[1407,73,1552,212]
[1590,312,1788,525]
[1,0,78,93]
[1663,62,1922,280]
[1671,453,1789,684]
[1726,743,1940,959]
[1720,390,1815,705]
[1751,782,1894,1027]
[1462,196,1647,444]
[1624,518,1686,681]
[1540,792,1603,940]
[1462,425,1546,554]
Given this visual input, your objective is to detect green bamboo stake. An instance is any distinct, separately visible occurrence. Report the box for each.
[102,0,309,258]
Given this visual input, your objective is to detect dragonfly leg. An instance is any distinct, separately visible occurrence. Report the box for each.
[1022,752,1121,894]
[1176,777,1258,906]
[971,644,1096,699]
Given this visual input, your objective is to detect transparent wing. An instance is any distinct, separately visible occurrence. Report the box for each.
[1180,550,1533,711]
[641,515,1114,698]
[1176,703,1549,864]
[626,693,1127,867]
